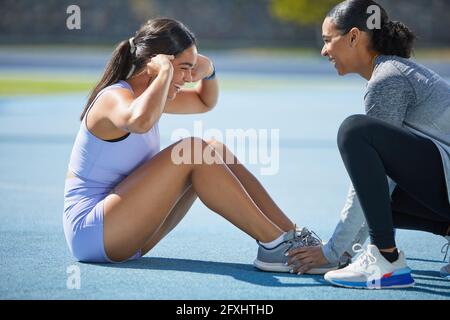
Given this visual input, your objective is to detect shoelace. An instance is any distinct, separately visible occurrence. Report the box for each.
[286,234,308,250]
[441,241,449,262]
[282,230,312,254]
[295,226,322,247]
[281,226,323,255]
[352,244,377,269]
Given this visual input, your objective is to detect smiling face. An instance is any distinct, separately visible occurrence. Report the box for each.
[167,45,198,100]
[321,17,359,76]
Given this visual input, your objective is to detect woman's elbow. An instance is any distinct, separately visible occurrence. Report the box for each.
[126,115,155,133]
[202,97,218,113]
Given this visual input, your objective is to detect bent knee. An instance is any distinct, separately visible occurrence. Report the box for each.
[171,137,211,164]
[205,139,237,163]
[205,138,221,148]
[205,139,225,153]
[337,114,374,150]
[174,137,209,152]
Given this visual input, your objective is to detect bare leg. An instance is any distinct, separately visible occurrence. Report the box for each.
[103,137,283,262]
[141,185,197,255]
[140,140,295,257]
[207,140,295,232]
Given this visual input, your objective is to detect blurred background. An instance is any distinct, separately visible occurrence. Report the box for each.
[0,0,449,96]
[1,1,450,300]
[1,0,450,228]
[2,0,450,46]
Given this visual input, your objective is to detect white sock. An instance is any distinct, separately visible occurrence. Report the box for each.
[259,232,286,249]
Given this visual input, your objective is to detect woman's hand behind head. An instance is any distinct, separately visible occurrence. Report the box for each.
[190,54,214,82]
[146,54,175,78]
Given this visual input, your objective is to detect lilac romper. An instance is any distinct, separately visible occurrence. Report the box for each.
[63,81,161,262]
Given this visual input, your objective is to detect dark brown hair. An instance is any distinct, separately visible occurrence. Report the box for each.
[80,18,196,121]
[327,0,416,58]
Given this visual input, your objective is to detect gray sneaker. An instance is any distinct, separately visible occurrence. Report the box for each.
[253,228,345,274]
[440,236,450,279]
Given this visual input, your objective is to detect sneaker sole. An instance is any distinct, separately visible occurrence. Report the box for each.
[253,259,339,274]
[305,266,339,275]
[253,259,291,273]
[325,273,415,289]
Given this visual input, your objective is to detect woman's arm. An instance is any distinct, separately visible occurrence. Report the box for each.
[164,54,219,114]
[106,54,175,133]
[287,178,397,274]
[286,184,367,273]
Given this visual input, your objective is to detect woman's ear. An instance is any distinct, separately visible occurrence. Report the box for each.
[348,27,361,48]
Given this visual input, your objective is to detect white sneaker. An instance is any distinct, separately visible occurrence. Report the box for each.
[440,236,450,279]
[324,244,415,289]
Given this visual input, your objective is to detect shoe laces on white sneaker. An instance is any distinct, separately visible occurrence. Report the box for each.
[351,244,378,271]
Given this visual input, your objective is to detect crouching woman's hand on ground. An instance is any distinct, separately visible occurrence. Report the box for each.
[286,246,329,274]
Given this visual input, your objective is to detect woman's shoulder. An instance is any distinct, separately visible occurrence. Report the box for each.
[373,55,409,78]
[94,82,134,109]
[371,55,448,99]
[374,55,441,84]
[369,58,411,91]
[86,81,135,132]
[375,54,419,69]
[111,80,134,92]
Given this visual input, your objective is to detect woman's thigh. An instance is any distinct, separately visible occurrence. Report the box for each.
[339,115,450,218]
[140,186,197,256]
[103,138,201,262]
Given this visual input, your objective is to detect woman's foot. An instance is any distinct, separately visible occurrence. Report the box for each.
[324,244,415,289]
[253,227,340,274]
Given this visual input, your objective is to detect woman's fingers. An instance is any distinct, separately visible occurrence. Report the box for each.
[287,252,307,265]
[288,246,328,264]
[288,253,316,267]
[296,263,314,275]
[287,246,316,264]
[291,258,315,274]
[286,246,329,274]
[286,246,309,256]
[146,54,175,75]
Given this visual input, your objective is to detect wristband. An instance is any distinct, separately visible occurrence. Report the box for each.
[203,64,216,80]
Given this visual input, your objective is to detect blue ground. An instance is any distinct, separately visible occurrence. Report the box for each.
[1,54,450,299]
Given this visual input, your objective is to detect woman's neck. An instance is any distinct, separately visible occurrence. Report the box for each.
[360,52,380,81]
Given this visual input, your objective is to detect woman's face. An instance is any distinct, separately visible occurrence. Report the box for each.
[321,17,357,76]
[168,45,198,100]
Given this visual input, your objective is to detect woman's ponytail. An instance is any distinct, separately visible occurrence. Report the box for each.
[372,21,416,58]
[80,18,197,121]
[80,39,134,121]
[327,0,417,59]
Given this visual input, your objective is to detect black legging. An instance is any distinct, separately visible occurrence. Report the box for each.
[337,115,450,249]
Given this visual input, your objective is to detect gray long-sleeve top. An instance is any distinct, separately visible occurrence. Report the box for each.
[322,55,450,263]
